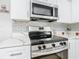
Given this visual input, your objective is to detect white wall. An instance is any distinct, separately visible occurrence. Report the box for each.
[13,21,49,32]
[48,22,67,31]
[69,23,79,38]
[13,21,68,37]
[70,23,79,31]
[48,22,68,37]
[0,0,12,42]
[13,21,68,32]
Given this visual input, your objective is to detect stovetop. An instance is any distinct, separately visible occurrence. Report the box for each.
[31,36,68,46]
[31,36,68,58]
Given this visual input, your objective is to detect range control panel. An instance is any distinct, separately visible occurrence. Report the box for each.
[32,41,68,58]
[32,41,68,52]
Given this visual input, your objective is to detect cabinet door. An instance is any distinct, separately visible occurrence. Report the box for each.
[11,0,30,21]
[36,0,57,5]
[0,46,31,59]
[57,0,71,23]
[68,39,79,59]
[72,0,79,22]
[48,0,57,5]
[68,40,76,59]
[75,40,79,59]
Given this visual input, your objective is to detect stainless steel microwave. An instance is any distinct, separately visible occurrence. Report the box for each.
[30,0,58,22]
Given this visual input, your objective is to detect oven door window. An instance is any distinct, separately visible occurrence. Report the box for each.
[32,3,53,16]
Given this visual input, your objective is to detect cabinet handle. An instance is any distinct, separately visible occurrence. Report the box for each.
[10,52,22,56]
[68,43,70,49]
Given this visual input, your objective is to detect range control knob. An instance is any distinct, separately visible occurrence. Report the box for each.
[43,45,46,49]
[38,46,41,50]
[60,42,63,46]
[63,42,66,45]
[52,44,55,47]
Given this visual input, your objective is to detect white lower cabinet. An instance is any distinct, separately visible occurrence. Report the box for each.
[0,46,31,59]
[68,39,79,59]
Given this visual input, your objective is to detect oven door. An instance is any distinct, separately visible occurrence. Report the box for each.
[31,3,58,21]
[32,54,61,59]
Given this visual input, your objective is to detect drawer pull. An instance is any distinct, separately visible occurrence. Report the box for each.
[10,52,22,56]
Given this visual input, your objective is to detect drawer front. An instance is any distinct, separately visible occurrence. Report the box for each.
[0,46,31,59]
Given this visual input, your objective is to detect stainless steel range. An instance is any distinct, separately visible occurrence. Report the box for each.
[29,26,68,58]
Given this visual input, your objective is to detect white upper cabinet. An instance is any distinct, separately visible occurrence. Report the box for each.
[57,0,71,23]
[11,0,30,21]
[47,0,57,5]
[72,0,79,23]
[35,0,57,5]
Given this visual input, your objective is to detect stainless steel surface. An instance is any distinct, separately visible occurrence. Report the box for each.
[29,26,68,58]
[30,0,58,22]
